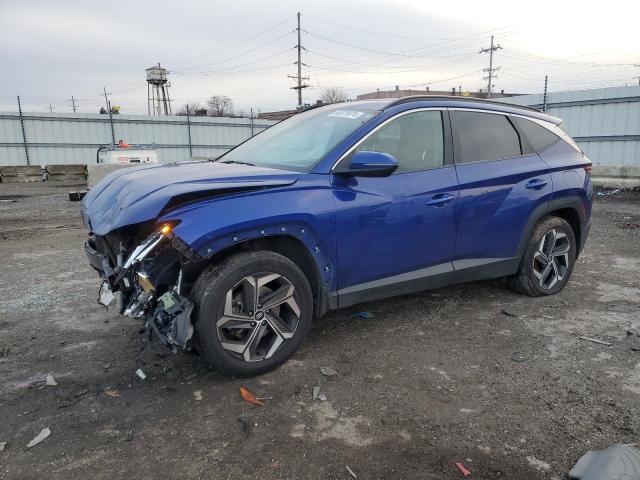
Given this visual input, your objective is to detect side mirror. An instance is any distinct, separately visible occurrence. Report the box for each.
[335,150,398,177]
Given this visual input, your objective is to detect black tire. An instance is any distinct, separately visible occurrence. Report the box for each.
[508,216,577,297]
[191,250,313,377]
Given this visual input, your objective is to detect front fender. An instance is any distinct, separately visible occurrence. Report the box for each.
[158,174,337,291]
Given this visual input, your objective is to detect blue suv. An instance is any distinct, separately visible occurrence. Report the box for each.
[82,96,592,376]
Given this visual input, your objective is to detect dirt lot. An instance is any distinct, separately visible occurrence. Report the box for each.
[0,181,638,480]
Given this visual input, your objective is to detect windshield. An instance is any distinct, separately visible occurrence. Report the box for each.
[219,105,378,172]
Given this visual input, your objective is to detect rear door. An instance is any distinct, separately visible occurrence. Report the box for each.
[450,109,552,281]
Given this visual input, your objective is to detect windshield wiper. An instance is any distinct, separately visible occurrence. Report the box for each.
[216,160,255,166]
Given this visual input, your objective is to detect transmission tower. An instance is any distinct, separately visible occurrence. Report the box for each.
[480,36,502,99]
[287,12,309,109]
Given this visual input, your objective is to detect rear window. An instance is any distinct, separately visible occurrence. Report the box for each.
[452,111,522,163]
[511,116,560,154]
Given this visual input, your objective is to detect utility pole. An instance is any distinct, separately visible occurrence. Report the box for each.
[49,104,54,113]
[634,64,640,85]
[542,75,549,112]
[288,12,309,109]
[70,95,77,113]
[103,87,110,112]
[480,35,501,99]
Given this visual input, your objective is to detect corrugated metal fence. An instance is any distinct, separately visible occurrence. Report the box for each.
[502,85,640,167]
[0,112,276,166]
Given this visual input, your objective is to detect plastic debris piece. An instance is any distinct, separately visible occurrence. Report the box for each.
[579,336,612,346]
[240,387,264,406]
[135,368,146,380]
[350,311,374,319]
[569,444,640,480]
[455,462,471,477]
[45,374,57,386]
[26,428,51,448]
[193,390,203,401]
[0,442,6,452]
[346,465,357,479]
[312,386,327,401]
[511,355,526,362]
[104,388,121,397]
[320,366,338,377]
[501,309,518,317]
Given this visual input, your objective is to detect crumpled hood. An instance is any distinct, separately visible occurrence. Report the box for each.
[81,161,301,235]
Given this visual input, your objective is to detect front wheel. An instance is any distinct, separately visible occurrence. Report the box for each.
[191,250,313,377]
[508,216,577,297]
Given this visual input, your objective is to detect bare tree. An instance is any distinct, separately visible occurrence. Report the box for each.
[207,95,234,117]
[176,102,206,116]
[320,87,348,104]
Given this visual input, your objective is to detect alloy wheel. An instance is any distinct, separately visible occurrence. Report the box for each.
[532,229,571,290]
[216,273,301,362]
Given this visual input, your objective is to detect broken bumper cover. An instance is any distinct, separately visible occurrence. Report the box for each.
[85,231,195,351]
[84,240,115,281]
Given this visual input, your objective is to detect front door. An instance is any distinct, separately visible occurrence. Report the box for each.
[332,109,458,305]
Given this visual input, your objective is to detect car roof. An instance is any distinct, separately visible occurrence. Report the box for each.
[337,96,561,125]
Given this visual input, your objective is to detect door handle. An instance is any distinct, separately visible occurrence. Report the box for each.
[426,193,455,207]
[525,178,548,190]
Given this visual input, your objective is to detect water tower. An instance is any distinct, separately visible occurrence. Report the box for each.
[146,63,172,115]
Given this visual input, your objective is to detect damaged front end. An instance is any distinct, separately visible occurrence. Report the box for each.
[85,223,197,352]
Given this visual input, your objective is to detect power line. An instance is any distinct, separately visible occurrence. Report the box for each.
[165,15,295,65]
[177,31,294,72]
[304,14,464,41]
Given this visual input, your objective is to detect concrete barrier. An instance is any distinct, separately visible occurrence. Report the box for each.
[87,164,139,187]
[46,164,86,182]
[0,166,43,183]
[592,165,640,188]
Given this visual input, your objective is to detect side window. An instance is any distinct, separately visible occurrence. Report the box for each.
[452,111,521,163]
[511,116,560,154]
[355,111,444,173]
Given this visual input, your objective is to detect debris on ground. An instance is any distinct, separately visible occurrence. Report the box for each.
[237,415,252,437]
[579,336,612,346]
[511,354,527,362]
[45,374,57,386]
[320,366,338,377]
[0,442,6,452]
[26,428,51,448]
[124,423,133,441]
[350,311,374,319]
[569,444,640,480]
[135,368,146,380]
[104,388,121,397]
[239,387,264,406]
[346,465,358,479]
[455,461,471,477]
[312,386,327,401]
[501,309,518,317]
[193,390,203,401]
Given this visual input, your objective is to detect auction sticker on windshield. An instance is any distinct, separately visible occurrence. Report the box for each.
[328,110,365,119]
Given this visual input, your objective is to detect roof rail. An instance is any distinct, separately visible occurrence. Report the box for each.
[385,95,542,113]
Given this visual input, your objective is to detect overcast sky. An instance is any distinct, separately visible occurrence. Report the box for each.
[1,0,638,115]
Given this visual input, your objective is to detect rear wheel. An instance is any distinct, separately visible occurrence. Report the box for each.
[191,250,313,376]
[508,216,576,297]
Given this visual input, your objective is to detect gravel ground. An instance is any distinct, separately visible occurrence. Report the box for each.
[0,181,638,480]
